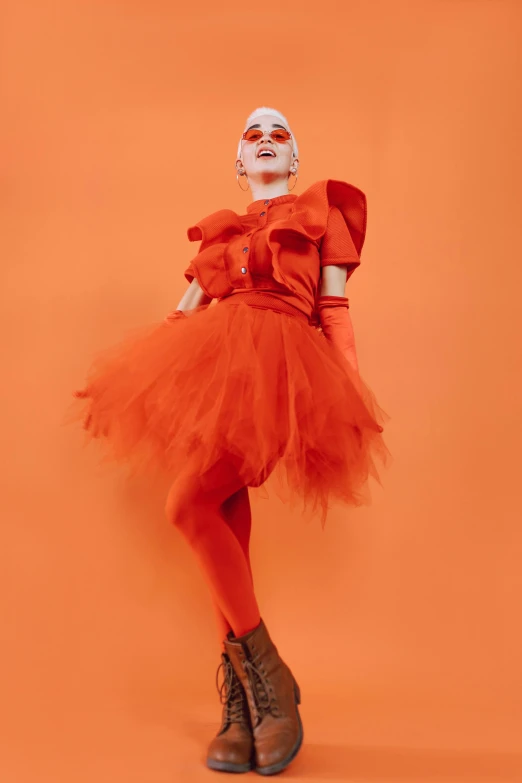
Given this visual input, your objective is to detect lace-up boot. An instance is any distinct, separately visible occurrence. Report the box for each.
[224,620,303,776]
[206,652,254,773]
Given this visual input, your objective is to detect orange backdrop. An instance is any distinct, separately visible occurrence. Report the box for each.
[2,1,522,781]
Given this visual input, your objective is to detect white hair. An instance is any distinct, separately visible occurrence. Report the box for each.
[236,107,299,161]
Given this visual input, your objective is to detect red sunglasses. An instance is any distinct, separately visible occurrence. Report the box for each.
[242,128,292,144]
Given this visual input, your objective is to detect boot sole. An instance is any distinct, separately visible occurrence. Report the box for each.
[255,681,304,777]
[207,758,254,774]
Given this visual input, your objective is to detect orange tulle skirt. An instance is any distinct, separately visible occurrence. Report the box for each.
[71,292,389,523]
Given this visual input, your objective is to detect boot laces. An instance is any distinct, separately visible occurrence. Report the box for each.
[243,653,282,722]
[216,658,249,727]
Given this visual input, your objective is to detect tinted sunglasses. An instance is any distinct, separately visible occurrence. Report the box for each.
[242,128,292,144]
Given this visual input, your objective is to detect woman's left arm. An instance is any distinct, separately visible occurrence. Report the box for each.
[320,263,348,297]
[318,264,359,374]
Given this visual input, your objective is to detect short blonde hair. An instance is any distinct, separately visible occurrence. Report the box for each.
[237,107,299,160]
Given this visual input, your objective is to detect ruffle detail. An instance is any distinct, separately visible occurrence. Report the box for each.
[292,179,367,255]
[265,179,366,284]
[264,179,367,320]
[184,209,243,298]
[183,180,367,301]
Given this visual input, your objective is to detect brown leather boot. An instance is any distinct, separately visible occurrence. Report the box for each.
[224,620,303,776]
[206,652,254,773]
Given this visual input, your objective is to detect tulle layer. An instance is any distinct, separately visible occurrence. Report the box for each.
[71,297,389,523]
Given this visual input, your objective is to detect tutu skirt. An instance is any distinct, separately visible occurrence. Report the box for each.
[72,293,388,523]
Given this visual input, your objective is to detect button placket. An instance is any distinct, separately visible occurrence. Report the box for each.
[241,244,249,276]
[259,200,268,225]
[238,201,270,284]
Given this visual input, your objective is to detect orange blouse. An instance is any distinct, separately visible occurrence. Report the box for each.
[184,179,367,324]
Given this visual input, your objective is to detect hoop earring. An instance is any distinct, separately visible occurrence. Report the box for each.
[288,170,298,191]
[236,171,249,192]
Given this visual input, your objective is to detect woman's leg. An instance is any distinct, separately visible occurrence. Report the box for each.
[165,461,260,638]
[211,486,254,644]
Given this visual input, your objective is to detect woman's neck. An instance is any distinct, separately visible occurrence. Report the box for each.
[248,180,290,203]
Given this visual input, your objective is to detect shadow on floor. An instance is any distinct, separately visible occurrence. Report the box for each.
[183,721,522,782]
[289,743,522,781]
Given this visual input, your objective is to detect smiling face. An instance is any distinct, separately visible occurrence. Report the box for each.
[237,113,296,183]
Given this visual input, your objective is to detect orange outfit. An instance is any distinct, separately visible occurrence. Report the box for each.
[183,179,364,324]
[73,179,388,526]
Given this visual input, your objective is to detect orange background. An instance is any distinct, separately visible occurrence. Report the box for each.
[2,1,522,781]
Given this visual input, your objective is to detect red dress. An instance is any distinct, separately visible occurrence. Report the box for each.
[73,180,388,523]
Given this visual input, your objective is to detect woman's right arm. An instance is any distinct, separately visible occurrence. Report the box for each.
[175,278,213,311]
[164,279,212,323]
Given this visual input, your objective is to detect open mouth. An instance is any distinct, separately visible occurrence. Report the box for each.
[257,148,276,159]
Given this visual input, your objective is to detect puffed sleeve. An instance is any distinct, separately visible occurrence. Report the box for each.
[320,206,361,280]
[183,209,243,299]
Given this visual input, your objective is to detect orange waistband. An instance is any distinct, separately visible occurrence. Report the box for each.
[219,292,310,324]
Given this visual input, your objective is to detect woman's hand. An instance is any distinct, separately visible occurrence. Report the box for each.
[318,264,359,373]
[318,296,360,374]
[164,309,187,325]
[164,279,212,324]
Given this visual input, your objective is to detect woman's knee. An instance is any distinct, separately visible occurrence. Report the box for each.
[166,476,228,546]
[165,460,247,537]
[165,476,202,534]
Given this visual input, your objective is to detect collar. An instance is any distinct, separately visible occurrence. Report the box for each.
[246,193,298,213]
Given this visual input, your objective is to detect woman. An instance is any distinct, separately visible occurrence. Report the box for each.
[73,107,387,776]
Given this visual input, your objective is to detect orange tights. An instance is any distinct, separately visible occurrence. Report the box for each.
[165,460,261,644]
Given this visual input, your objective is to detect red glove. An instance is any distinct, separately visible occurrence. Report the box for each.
[164,309,187,325]
[318,296,384,436]
[317,295,359,374]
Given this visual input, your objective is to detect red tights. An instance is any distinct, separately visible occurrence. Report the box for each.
[165,460,261,644]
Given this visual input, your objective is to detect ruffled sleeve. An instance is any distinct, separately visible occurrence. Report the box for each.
[292,179,367,255]
[263,178,368,299]
[289,180,367,328]
[184,209,243,299]
[320,206,361,281]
